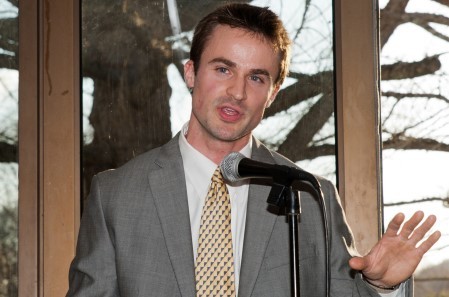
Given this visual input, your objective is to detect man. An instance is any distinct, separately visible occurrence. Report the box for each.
[67,3,440,296]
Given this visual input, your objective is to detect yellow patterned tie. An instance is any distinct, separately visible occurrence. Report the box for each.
[195,167,236,297]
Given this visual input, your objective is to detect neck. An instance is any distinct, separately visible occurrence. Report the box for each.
[185,133,251,165]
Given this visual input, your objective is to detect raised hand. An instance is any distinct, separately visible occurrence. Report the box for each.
[349,211,441,288]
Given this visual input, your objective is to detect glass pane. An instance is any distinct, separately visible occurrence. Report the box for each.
[380,0,449,294]
[81,0,336,201]
[0,0,18,296]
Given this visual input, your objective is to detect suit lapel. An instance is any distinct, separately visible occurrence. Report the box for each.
[238,139,280,297]
[148,136,196,297]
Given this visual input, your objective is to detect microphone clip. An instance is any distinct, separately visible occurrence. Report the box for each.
[267,179,301,215]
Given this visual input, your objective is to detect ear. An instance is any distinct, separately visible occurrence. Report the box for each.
[265,84,281,108]
[184,60,195,89]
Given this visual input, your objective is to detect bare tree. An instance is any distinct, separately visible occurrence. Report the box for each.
[0,204,18,297]
[80,0,250,195]
[76,0,335,197]
[0,0,448,198]
[380,0,449,152]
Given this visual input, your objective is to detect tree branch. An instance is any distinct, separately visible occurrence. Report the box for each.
[383,134,449,152]
[0,18,18,53]
[265,70,333,118]
[292,0,311,40]
[381,55,441,80]
[404,12,449,42]
[431,0,449,6]
[277,91,334,161]
[0,141,17,163]
[290,143,335,161]
[382,91,449,104]
[0,54,17,70]
[380,0,410,48]
[6,0,18,8]
[384,196,449,206]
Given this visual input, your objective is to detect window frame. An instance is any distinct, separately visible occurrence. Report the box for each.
[334,0,382,254]
[19,0,80,296]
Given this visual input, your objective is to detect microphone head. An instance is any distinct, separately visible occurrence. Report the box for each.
[220,152,245,183]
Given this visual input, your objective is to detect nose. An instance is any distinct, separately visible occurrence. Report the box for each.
[226,76,247,101]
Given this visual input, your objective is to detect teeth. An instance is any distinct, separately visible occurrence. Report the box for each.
[223,107,238,115]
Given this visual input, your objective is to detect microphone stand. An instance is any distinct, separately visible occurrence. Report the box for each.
[267,181,301,297]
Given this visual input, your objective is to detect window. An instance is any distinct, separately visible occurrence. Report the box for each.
[380,0,449,294]
[0,1,18,296]
[12,1,383,295]
[81,0,337,202]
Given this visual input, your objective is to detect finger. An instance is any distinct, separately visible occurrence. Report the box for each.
[349,256,368,271]
[399,211,425,239]
[417,230,441,255]
[384,212,405,237]
[408,214,437,245]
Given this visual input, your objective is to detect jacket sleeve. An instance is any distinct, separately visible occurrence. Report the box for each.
[66,175,120,297]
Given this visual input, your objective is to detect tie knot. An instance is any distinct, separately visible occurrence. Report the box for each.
[211,167,224,184]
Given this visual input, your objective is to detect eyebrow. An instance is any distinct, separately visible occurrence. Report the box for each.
[209,57,272,79]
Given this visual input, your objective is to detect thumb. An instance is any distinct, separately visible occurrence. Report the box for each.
[349,256,368,271]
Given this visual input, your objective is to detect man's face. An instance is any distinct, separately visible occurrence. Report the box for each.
[184,25,280,149]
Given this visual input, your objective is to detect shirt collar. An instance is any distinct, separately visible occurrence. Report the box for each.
[178,122,252,183]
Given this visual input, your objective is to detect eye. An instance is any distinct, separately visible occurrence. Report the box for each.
[216,67,229,74]
[249,75,264,84]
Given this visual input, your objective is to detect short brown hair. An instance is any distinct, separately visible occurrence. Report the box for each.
[190,3,291,87]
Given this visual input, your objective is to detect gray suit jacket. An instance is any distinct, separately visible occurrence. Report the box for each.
[67,135,410,296]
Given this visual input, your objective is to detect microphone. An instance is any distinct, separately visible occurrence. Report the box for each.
[220,152,329,297]
[220,152,320,190]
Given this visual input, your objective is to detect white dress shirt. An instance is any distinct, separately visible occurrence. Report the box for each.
[380,286,405,297]
[178,123,404,297]
[179,124,251,295]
